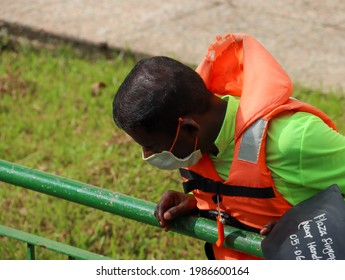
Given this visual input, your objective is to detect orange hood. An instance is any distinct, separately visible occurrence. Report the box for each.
[196,33,293,140]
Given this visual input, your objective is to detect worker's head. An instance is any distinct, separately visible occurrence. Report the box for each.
[113,56,213,169]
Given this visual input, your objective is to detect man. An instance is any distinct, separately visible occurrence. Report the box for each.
[113,34,345,259]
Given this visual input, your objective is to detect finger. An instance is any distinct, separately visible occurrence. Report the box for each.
[154,193,176,227]
[163,224,171,232]
[260,227,270,235]
[154,204,173,231]
[260,221,277,235]
[163,210,173,221]
[163,201,189,221]
[154,203,167,228]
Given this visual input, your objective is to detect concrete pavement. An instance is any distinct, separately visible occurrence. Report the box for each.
[1,0,344,92]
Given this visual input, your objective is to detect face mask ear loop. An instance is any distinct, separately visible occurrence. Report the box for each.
[169,117,184,152]
[193,136,199,151]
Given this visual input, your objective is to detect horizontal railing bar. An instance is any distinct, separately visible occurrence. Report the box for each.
[0,159,264,258]
[0,225,112,260]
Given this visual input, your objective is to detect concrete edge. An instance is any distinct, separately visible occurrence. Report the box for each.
[0,20,149,61]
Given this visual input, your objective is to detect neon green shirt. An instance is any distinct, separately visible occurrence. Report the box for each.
[210,95,345,206]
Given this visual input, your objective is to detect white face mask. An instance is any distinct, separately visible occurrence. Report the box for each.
[142,149,202,170]
[142,117,202,170]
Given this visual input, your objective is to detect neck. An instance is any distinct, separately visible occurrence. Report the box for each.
[198,95,228,155]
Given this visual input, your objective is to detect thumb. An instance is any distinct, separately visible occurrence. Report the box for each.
[163,204,185,221]
[163,211,173,220]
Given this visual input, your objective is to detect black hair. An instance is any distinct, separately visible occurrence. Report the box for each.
[113,56,212,134]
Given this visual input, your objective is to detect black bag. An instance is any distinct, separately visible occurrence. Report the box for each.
[261,184,345,260]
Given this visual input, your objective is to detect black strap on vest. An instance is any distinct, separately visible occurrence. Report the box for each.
[179,168,276,198]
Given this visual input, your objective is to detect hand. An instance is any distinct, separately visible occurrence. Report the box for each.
[260,221,277,235]
[154,190,197,231]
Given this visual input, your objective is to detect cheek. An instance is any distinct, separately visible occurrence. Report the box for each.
[142,136,174,157]
[126,128,168,151]
[171,135,196,158]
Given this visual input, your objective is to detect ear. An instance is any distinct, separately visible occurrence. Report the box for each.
[179,118,200,136]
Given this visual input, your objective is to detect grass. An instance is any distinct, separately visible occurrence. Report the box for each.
[0,43,344,260]
[0,44,204,260]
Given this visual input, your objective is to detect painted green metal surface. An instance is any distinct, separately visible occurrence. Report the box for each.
[27,243,36,260]
[0,159,264,258]
[0,225,112,260]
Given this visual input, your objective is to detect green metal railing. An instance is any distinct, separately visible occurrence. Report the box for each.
[0,159,264,259]
[0,224,112,260]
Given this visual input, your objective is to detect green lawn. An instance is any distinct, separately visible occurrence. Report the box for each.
[0,44,344,259]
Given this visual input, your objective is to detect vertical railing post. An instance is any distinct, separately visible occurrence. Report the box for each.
[27,243,36,260]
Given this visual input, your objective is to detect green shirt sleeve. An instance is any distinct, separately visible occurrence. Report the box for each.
[266,111,345,205]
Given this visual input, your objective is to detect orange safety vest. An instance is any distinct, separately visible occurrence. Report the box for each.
[180,34,338,260]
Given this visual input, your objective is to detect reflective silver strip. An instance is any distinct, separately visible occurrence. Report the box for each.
[238,118,268,163]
